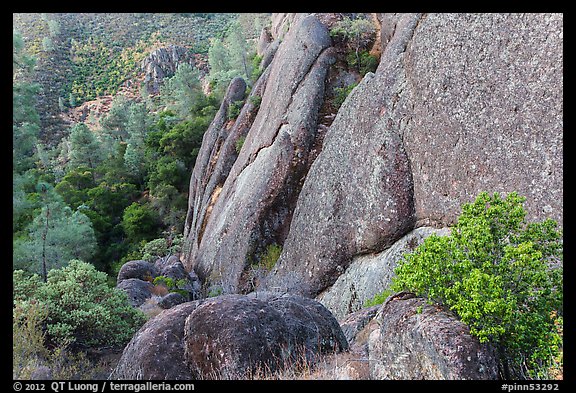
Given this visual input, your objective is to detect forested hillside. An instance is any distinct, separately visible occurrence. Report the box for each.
[13,12,269,280]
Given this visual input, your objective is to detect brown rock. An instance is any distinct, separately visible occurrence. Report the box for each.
[183,295,290,379]
[368,294,499,379]
[110,301,204,380]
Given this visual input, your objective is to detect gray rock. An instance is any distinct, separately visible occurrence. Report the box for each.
[266,12,563,299]
[256,26,273,56]
[389,13,563,227]
[113,292,350,380]
[339,304,380,346]
[117,260,159,284]
[265,69,417,297]
[153,255,180,272]
[183,14,336,294]
[110,301,204,380]
[260,39,279,69]
[116,278,154,308]
[368,293,499,380]
[267,294,349,362]
[317,227,450,319]
[158,292,188,309]
[183,295,290,379]
[140,45,197,94]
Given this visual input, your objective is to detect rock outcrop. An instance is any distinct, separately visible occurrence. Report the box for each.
[367,293,499,379]
[183,14,337,294]
[317,227,450,319]
[175,12,563,380]
[111,294,348,380]
[141,45,201,94]
[264,12,563,298]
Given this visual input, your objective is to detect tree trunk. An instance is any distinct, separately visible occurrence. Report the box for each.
[41,207,50,282]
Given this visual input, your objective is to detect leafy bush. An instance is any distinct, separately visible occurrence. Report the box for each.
[13,301,108,379]
[333,82,358,109]
[259,243,282,271]
[152,275,189,298]
[121,202,161,243]
[391,192,563,379]
[13,260,147,348]
[227,100,244,120]
[235,136,246,154]
[363,289,394,308]
[346,50,378,75]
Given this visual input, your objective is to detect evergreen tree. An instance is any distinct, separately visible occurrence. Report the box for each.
[226,21,252,82]
[123,102,151,179]
[160,63,205,119]
[13,183,97,279]
[67,123,103,172]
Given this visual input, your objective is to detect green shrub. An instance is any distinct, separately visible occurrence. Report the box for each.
[152,275,189,298]
[249,94,262,109]
[346,50,378,75]
[258,243,282,271]
[333,82,358,109]
[391,192,563,379]
[13,260,147,348]
[235,136,246,154]
[227,100,244,120]
[363,289,394,308]
[13,301,107,379]
[121,202,161,243]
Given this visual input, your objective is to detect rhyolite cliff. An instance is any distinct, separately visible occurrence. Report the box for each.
[115,13,562,380]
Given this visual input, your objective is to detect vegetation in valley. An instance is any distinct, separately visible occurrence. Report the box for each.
[13,13,269,378]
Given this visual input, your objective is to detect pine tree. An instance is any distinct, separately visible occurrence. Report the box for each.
[67,123,103,172]
[13,183,97,279]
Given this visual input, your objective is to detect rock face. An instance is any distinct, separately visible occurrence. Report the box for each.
[175,12,562,380]
[317,227,450,319]
[264,15,420,297]
[264,12,563,298]
[389,13,563,227]
[141,45,198,94]
[368,293,499,379]
[183,14,336,293]
[112,294,347,380]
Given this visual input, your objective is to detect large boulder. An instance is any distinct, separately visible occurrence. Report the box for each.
[368,292,499,379]
[183,295,290,379]
[267,294,349,362]
[112,293,348,380]
[110,301,204,380]
[117,260,159,284]
[116,278,154,308]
